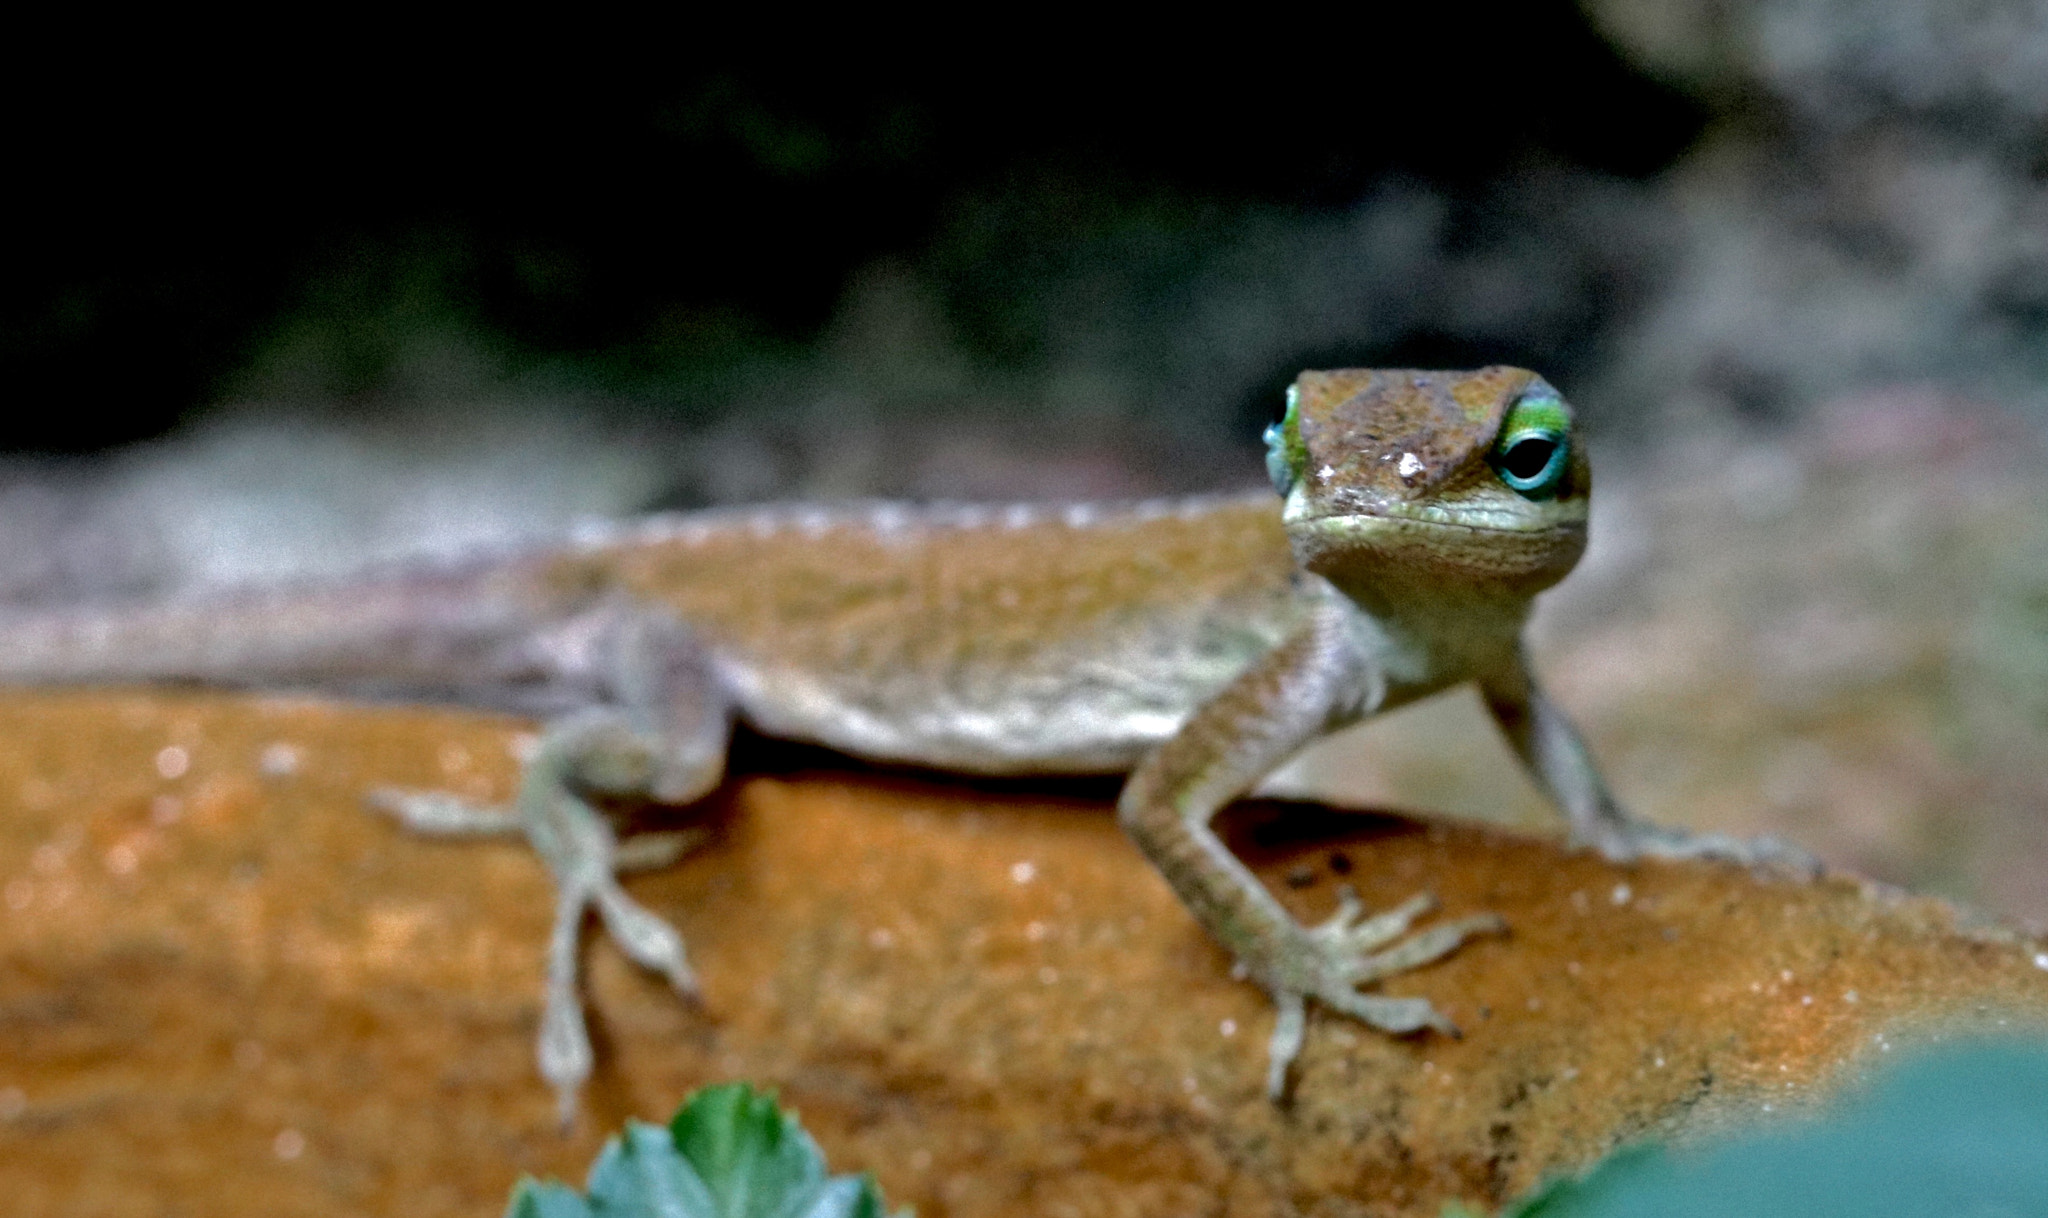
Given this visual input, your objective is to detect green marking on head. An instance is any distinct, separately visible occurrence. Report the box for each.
[1264,384,1308,497]
[1489,389,1573,500]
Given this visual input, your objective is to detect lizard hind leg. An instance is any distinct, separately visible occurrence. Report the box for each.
[519,700,730,1126]
[517,611,736,1124]
[370,608,728,1126]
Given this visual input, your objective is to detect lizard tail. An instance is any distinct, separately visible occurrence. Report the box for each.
[0,561,562,692]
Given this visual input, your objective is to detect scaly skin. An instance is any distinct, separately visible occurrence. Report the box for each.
[0,366,1805,1120]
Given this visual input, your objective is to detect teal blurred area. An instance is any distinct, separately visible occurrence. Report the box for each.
[1502,1039,2048,1216]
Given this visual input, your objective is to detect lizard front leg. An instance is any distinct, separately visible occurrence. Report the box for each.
[1118,590,1504,1099]
[372,608,732,1125]
[1481,654,1819,875]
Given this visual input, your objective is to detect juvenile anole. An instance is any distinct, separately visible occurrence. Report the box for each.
[0,366,1793,1119]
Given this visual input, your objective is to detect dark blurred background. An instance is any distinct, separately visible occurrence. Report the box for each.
[4,7,1705,455]
[4,1,2048,920]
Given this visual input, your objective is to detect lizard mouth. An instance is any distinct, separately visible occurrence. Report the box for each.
[1285,504,1588,588]
[1288,505,1587,538]
[1279,480,1587,537]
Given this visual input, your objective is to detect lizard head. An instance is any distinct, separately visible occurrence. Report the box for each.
[1263,366,1589,592]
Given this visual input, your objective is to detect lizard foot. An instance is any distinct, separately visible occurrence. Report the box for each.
[539,872,703,1129]
[1262,887,1505,1099]
[1576,817,1822,880]
[372,778,713,1128]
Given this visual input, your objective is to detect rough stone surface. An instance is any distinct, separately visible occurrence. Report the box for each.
[1,690,2044,1216]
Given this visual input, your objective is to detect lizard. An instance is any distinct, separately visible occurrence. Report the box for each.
[0,365,1792,1121]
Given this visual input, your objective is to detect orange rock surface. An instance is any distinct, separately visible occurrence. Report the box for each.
[1,690,2044,1216]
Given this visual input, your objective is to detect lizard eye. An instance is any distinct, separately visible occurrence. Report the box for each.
[1490,390,1572,499]
[1264,384,1306,496]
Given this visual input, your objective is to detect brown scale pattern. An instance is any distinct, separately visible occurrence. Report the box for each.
[562,496,1305,718]
[1295,367,1530,506]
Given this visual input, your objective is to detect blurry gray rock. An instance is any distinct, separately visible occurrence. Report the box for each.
[1585,0,2048,426]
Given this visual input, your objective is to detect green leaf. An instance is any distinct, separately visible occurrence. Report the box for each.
[586,1120,720,1218]
[505,1178,595,1218]
[771,1175,887,1218]
[504,1082,898,1218]
[668,1083,831,1218]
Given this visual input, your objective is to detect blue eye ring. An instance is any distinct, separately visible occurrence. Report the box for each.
[1263,422,1292,495]
[1492,427,1569,497]
[1264,384,1305,496]
[1490,391,1572,499]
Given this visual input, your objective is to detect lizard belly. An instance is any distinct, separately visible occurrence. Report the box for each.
[713,632,1277,775]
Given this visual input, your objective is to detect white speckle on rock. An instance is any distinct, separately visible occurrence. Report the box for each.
[154,746,189,780]
[258,742,303,777]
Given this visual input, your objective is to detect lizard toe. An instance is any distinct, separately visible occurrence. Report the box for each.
[364,787,521,836]
[594,883,700,999]
[1318,990,1458,1037]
